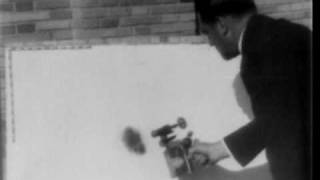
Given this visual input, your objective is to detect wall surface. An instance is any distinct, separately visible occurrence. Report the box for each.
[0,0,313,43]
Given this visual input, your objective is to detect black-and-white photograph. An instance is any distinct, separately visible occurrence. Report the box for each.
[0,0,312,180]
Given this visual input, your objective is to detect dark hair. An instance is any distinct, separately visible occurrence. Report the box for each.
[194,0,257,24]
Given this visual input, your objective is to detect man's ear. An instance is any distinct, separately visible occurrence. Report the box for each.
[215,17,229,37]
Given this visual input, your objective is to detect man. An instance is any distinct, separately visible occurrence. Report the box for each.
[188,0,312,180]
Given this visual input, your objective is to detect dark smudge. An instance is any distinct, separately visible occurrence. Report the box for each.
[122,127,146,155]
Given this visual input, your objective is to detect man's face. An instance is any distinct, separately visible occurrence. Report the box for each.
[199,20,239,60]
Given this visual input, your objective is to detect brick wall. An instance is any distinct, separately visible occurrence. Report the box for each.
[0,0,312,43]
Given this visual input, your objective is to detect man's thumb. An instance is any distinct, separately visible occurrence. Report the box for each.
[188,139,200,154]
[193,139,200,145]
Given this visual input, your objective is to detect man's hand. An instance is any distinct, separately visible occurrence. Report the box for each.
[188,139,230,166]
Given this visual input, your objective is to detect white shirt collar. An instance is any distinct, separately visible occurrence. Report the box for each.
[238,28,245,54]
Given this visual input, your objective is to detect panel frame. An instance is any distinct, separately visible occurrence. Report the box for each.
[0,35,208,180]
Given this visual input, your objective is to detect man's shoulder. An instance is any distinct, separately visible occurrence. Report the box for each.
[252,14,308,30]
[253,14,310,39]
[244,14,310,52]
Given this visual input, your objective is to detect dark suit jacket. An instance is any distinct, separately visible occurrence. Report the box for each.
[224,15,311,180]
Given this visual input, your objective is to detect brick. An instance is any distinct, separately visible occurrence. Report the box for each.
[15,2,33,12]
[120,15,162,26]
[35,0,70,10]
[131,6,149,15]
[50,9,72,19]
[119,0,147,6]
[103,36,156,45]
[70,0,100,8]
[0,61,4,70]
[0,106,5,119]
[70,27,134,39]
[17,23,35,33]
[155,29,195,37]
[103,36,151,45]
[149,4,177,14]
[0,79,4,89]
[161,13,195,23]
[0,75,3,83]
[174,29,195,35]
[134,22,196,35]
[0,47,5,56]
[260,1,311,14]
[0,47,5,54]
[109,7,131,17]
[73,7,131,19]
[104,37,122,44]
[2,32,51,43]
[0,70,5,80]
[144,0,172,5]
[150,22,195,34]
[256,0,304,5]
[0,25,16,35]
[159,0,179,3]
[269,10,311,21]
[52,29,73,40]
[0,74,4,83]
[175,3,194,12]
[178,13,195,21]
[72,8,105,18]
[160,14,180,22]
[0,80,5,91]
[71,19,99,29]
[99,18,119,28]
[115,27,134,37]
[73,7,131,18]
[149,3,194,15]
[120,0,178,6]
[8,0,33,2]
[134,26,151,35]
[168,35,207,44]
[36,20,71,30]
[100,0,119,7]
[0,3,14,11]
[75,29,107,39]
[290,2,312,10]
[0,11,50,23]
[159,35,169,43]
[87,38,105,45]
[0,74,4,82]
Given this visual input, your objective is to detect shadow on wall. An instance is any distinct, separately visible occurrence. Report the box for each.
[233,73,254,120]
[178,73,274,180]
[179,163,273,180]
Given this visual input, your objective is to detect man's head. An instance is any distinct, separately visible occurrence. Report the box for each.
[194,0,257,60]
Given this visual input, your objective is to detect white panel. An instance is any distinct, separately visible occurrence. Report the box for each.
[5,44,270,180]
